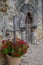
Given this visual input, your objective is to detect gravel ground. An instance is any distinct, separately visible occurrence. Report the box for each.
[20,39,43,65]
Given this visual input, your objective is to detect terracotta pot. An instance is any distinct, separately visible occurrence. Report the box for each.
[6,54,21,65]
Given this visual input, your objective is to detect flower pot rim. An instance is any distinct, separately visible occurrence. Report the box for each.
[6,54,22,58]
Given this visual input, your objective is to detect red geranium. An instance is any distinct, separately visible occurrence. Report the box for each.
[2,40,5,45]
[18,40,26,44]
[2,45,8,49]
[14,53,19,57]
[2,39,29,57]
[22,49,27,53]
[12,44,15,48]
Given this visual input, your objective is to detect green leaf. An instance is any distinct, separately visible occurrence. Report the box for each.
[18,48,21,54]
[3,48,9,54]
[12,49,14,52]
[22,45,27,49]
[15,46,18,49]
[8,46,11,52]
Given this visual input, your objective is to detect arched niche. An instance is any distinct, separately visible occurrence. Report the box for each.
[25,11,33,24]
[19,3,38,26]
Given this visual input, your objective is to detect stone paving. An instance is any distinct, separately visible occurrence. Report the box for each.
[20,39,43,65]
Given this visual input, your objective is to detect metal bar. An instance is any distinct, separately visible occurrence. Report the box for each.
[13,16,16,44]
[6,29,30,32]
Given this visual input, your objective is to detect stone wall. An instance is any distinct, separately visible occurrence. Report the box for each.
[36,0,42,41]
[0,0,42,43]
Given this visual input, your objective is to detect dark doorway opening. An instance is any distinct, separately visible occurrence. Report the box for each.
[25,12,33,43]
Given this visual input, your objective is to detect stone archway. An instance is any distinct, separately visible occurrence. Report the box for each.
[19,3,38,26]
[19,3,38,43]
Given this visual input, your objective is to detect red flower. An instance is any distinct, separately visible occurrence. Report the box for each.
[18,40,26,44]
[2,45,8,49]
[2,40,5,45]
[12,44,15,48]
[22,50,27,53]
[14,53,19,57]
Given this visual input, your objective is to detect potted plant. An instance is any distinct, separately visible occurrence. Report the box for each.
[2,38,29,65]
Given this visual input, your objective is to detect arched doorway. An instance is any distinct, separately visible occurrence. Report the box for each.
[25,12,33,43]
